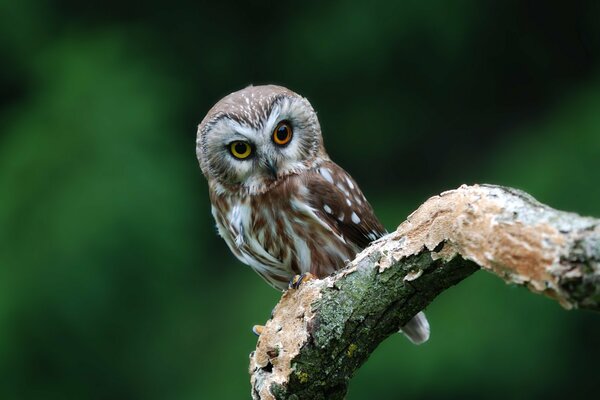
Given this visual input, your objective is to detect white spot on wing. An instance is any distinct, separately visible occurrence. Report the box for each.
[345,177,355,189]
[319,168,334,183]
[324,204,333,214]
[338,212,345,222]
[346,198,352,206]
[336,182,349,196]
[351,212,361,224]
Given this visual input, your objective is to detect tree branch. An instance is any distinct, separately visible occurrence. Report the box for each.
[249,184,600,399]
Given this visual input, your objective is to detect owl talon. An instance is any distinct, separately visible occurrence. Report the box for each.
[289,272,316,289]
[252,324,264,336]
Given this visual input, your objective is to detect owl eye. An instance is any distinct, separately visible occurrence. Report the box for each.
[229,141,252,159]
[273,121,293,146]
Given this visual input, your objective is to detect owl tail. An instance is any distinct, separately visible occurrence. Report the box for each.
[400,311,430,345]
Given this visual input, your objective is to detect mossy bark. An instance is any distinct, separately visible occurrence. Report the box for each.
[249,184,600,399]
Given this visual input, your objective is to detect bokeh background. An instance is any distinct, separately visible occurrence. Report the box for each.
[1,1,599,399]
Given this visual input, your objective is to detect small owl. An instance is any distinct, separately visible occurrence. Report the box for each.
[196,85,429,344]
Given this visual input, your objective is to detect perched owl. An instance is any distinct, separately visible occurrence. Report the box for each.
[196,85,429,344]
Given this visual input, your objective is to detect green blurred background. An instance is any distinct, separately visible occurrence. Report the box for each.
[1,1,599,398]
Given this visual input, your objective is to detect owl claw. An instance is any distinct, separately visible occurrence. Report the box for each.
[252,324,264,336]
[289,272,316,289]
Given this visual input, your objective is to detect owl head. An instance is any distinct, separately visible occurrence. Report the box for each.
[197,85,328,194]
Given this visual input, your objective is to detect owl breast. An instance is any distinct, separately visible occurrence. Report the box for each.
[210,172,359,291]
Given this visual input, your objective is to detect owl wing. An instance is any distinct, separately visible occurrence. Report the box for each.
[304,161,387,251]
[304,162,430,345]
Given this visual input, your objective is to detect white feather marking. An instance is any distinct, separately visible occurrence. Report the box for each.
[257,228,265,244]
[291,198,336,233]
[229,203,247,247]
[228,120,256,137]
[345,198,352,206]
[324,243,350,263]
[336,182,349,196]
[289,198,347,244]
[400,311,430,345]
[324,204,333,214]
[293,216,307,226]
[297,184,309,197]
[351,212,361,224]
[282,217,295,241]
[223,201,284,277]
[264,104,281,133]
[292,235,311,273]
[338,212,345,222]
[319,168,334,183]
[345,176,355,189]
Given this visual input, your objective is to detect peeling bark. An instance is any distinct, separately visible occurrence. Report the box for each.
[249,184,600,399]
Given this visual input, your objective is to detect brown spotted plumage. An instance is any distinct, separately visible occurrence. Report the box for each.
[196,85,430,344]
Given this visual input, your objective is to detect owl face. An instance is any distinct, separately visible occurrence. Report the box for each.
[197,85,327,195]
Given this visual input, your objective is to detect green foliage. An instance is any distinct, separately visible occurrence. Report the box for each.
[0,1,599,398]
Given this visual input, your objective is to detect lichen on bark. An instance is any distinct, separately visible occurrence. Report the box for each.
[249,184,600,399]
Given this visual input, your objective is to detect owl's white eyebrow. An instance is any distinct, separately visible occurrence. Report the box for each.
[264,103,282,133]
[226,119,256,138]
[225,134,252,144]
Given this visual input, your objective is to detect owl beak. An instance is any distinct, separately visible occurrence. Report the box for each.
[264,159,278,179]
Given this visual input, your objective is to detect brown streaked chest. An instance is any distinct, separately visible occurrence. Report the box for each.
[210,176,355,279]
[209,179,305,266]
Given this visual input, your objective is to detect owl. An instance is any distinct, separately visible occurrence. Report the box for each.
[196,85,429,344]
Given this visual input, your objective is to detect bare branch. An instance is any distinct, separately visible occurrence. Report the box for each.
[249,184,600,399]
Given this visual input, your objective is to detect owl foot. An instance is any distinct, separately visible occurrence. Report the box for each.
[288,272,316,289]
[252,324,264,336]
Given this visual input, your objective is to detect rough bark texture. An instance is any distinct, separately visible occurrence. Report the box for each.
[249,184,600,399]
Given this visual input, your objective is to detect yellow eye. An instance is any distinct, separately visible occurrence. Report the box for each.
[273,121,293,146]
[229,141,252,159]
